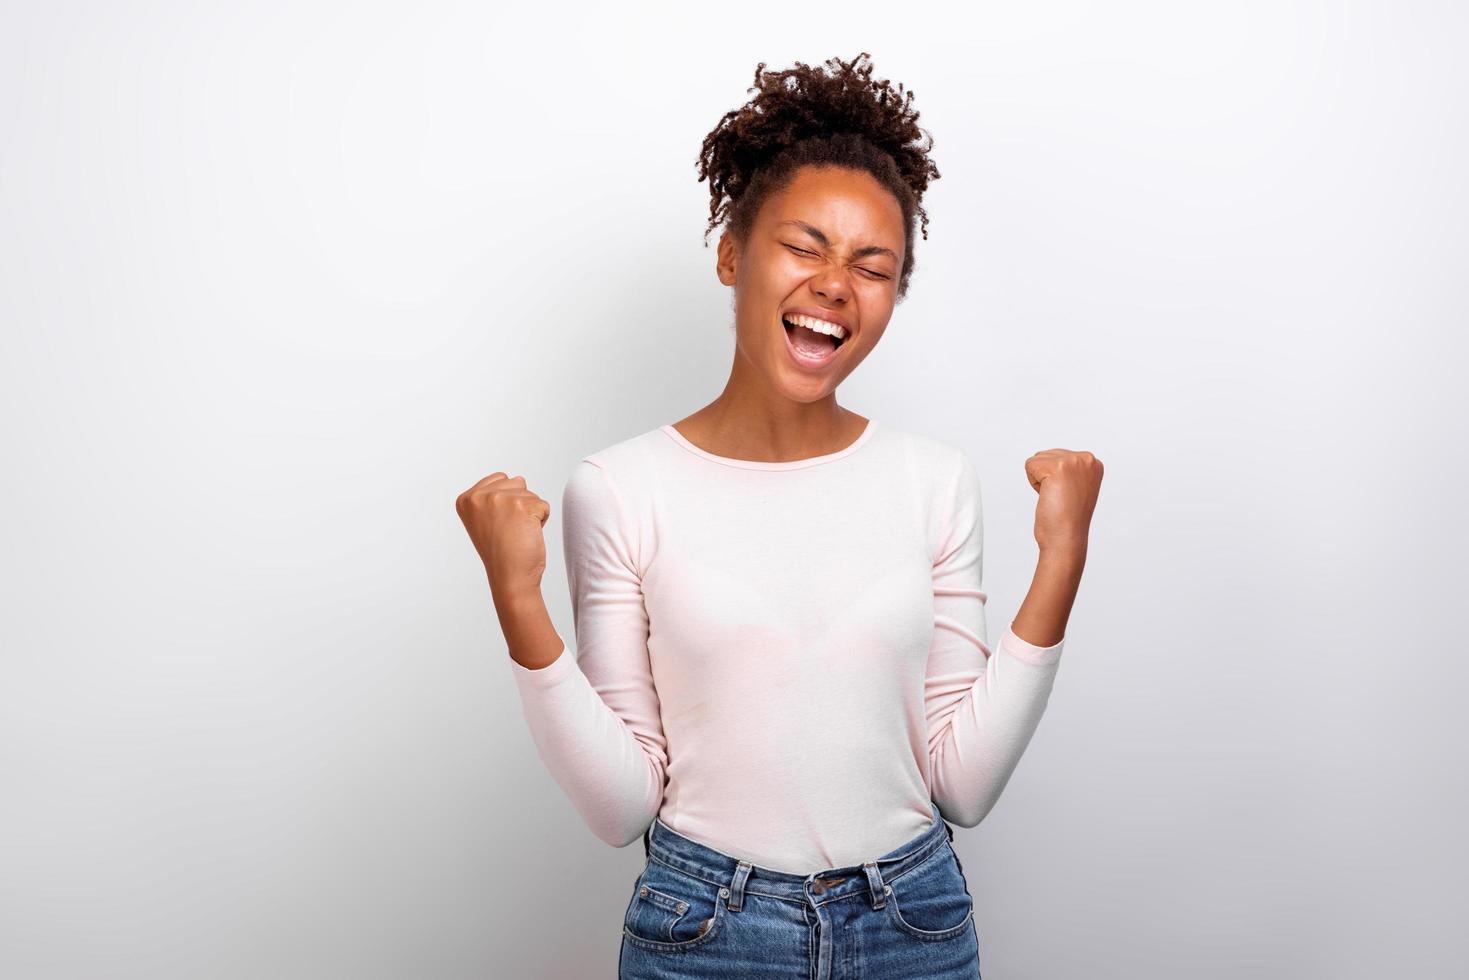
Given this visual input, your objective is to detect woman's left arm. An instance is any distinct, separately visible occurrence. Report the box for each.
[924,447,1103,829]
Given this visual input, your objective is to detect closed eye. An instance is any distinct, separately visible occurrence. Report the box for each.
[785,243,892,281]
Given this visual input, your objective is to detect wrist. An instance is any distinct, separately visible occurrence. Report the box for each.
[1038,539,1087,566]
[492,582,548,617]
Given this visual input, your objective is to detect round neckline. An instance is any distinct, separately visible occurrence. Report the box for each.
[659,419,877,471]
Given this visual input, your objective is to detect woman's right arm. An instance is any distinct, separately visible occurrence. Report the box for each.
[457,459,667,848]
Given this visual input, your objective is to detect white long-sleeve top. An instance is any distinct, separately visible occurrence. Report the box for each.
[508,418,1065,874]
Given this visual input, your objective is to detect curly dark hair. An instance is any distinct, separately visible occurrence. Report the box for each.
[696,52,941,300]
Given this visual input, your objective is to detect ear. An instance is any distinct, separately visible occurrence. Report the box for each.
[716,230,738,287]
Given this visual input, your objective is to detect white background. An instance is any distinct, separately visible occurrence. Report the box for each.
[2,1,1465,977]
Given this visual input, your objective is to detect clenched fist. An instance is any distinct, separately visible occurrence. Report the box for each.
[455,472,552,602]
[1023,449,1103,557]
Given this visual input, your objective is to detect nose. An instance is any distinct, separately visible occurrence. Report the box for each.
[810,266,853,306]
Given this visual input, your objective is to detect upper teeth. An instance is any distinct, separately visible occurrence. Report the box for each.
[785,314,848,340]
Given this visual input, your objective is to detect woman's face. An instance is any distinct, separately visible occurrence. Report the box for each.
[717,164,905,403]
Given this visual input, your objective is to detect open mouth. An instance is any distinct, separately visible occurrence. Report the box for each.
[782,314,848,360]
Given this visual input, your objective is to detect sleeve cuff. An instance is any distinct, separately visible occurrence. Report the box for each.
[508,643,578,688]
[1000,622,1065,666]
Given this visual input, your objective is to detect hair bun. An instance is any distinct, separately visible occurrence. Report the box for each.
[696,53,941,297]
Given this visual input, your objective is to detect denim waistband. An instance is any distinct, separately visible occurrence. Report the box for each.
[640,808,955,912]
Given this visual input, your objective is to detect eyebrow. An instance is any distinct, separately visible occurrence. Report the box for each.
[779,220,897,261]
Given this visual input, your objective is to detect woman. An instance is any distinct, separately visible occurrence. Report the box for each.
[457,52,1102,980]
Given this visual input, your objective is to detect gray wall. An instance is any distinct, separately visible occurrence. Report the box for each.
[2,1,1464,977]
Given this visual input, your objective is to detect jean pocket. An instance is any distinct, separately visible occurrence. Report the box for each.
[882,842,975,942]
[622,859,728,952]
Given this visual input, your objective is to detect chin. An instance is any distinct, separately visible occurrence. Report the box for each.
[772,364,841,400]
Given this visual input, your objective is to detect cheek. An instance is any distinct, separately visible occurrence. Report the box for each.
[846,327,882,357]
[776,264,817,295]
[856,287,896,328]
[857,274,897,300]
[740,260,803,308]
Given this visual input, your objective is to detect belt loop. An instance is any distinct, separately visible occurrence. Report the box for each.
[726,860,753,912]
[863,861,886,910]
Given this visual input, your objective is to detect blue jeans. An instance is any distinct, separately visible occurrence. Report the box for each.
[619,807,982,978]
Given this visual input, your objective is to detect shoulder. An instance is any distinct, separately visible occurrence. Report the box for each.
[874,423,974,492]
[562,426,664,513]
[578,426,663,472]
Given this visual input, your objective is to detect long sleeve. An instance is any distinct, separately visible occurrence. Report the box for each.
[924,451,1065,828]
[506,459,667,848]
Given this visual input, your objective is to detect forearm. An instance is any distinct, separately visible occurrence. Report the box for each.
[507,643,665,848]
[493,585,566,671]
[496,585,666,846]
[1010,542,1086,648]
[927,626,1063,827]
